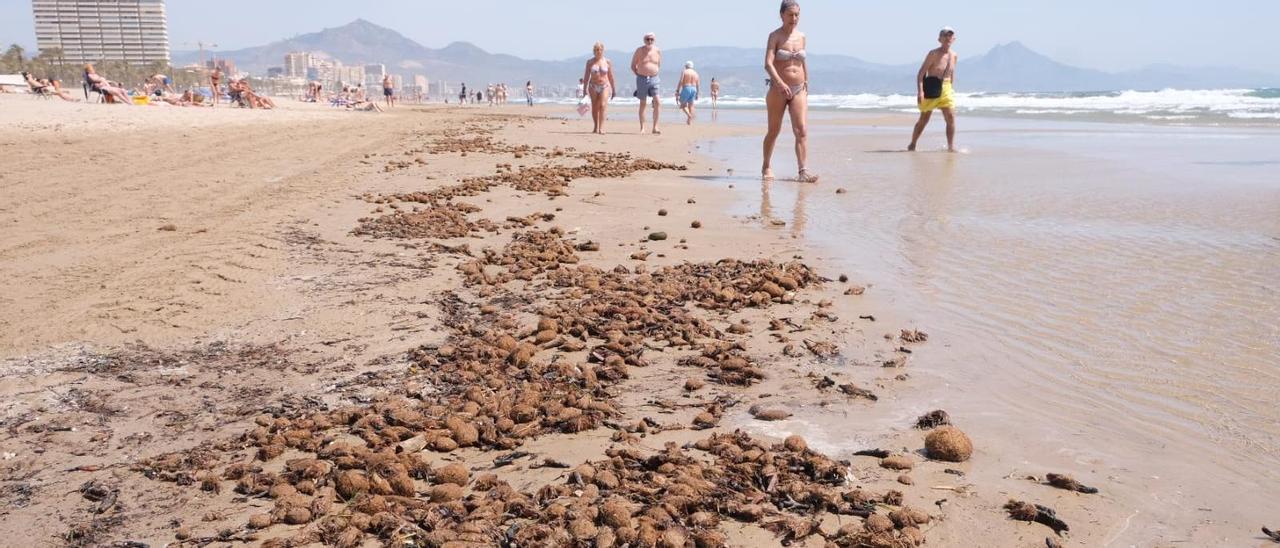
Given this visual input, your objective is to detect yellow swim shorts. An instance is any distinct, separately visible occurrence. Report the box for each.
[919,81,955,112]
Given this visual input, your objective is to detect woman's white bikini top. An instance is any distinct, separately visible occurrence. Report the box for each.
[775,49,807,61]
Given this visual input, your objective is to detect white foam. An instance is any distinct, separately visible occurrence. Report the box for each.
[544,88,1280,123]
[696,88,1280,122]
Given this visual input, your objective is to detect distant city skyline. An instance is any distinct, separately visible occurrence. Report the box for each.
[2,0,1278,75]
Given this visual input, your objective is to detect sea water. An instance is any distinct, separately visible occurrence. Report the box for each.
[698,111,1280,544]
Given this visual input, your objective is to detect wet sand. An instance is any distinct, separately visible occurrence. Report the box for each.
[0,97,1003,547]
[700,112,1280,546]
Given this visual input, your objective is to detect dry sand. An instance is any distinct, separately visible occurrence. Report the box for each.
[1,96,1130,547]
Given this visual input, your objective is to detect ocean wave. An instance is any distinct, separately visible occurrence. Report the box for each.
[544,88,1280,123]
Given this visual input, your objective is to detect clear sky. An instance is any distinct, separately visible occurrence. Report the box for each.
[1,0,1277,74]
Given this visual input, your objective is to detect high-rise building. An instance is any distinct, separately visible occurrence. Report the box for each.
[284,51,311,78]
[362,64,385,90]
[32,0,170,65]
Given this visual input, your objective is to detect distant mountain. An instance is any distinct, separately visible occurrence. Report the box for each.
[174,20,1279,95]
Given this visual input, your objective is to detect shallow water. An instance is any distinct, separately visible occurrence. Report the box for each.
[701,112,1280,544]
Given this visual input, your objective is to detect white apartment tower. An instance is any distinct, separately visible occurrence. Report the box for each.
[32,0,170,65]
[284,51,311,78]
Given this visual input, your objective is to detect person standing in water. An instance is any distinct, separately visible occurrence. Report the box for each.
[631,32,663,134]
[676,61,701,125]
[908,27,959,152]
[710,77,720,110]
[582,41,617,134]
[763,0,818,182]
[526,81,535,106]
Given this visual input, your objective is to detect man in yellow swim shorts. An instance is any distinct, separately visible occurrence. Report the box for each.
[909,27,959,152]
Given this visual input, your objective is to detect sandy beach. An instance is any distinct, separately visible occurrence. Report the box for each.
[0,95,1275,547]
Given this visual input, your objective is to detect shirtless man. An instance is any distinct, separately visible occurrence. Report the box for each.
[710,78,720,110]
[908,27,959,152]
[676,61,700,125]
[148,73,175,97]
[382,74,395,108]
[631,32,662,134]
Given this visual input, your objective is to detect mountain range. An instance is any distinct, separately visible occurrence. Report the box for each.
[174,19,1279,95]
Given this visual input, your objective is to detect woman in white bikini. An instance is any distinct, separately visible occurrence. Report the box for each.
[582,42,617,134]
[763,0,818,182]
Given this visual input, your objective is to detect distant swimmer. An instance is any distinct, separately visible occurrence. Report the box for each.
[763,0,818,182]
[582,41,617,134]
[908,27,959,152]
[631,32,663,134]
[710,77,720,109]
[676,61,701,125]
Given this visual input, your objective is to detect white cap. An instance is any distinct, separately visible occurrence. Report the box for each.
[940,26,956,35]
[685,61,694,69]
[644,32,656,40]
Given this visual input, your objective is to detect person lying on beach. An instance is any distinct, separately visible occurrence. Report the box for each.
[908,27,959,152]
[238,79,275,109]
[350,99,383,112]
[84,64,132,105]
[582,41,617,134]
[227,79,274,109]
[631,32,663,134]
[157,89,199,107]
[763,0,818,182]
[676,61,701,125]
[23,72,78,101]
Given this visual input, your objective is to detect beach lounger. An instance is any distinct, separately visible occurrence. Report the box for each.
[28,82,53,99]
[83,73,107,103]
[19,73,52,99]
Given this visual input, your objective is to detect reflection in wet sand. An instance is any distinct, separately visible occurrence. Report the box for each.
[760,178,811,237]
[901,153,957,282]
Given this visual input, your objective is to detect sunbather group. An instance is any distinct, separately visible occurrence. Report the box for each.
[227,78,275,109]
[72,63,277,110]
[322,84,384,112]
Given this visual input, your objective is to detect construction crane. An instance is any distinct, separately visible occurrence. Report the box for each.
[181,41,219,70]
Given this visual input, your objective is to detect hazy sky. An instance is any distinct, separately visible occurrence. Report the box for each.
[2,0,1277,74]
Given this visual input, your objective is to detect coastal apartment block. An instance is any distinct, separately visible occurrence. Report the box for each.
[32,0,170,65]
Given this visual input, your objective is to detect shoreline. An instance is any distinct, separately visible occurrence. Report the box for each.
[0,97,1272,546]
